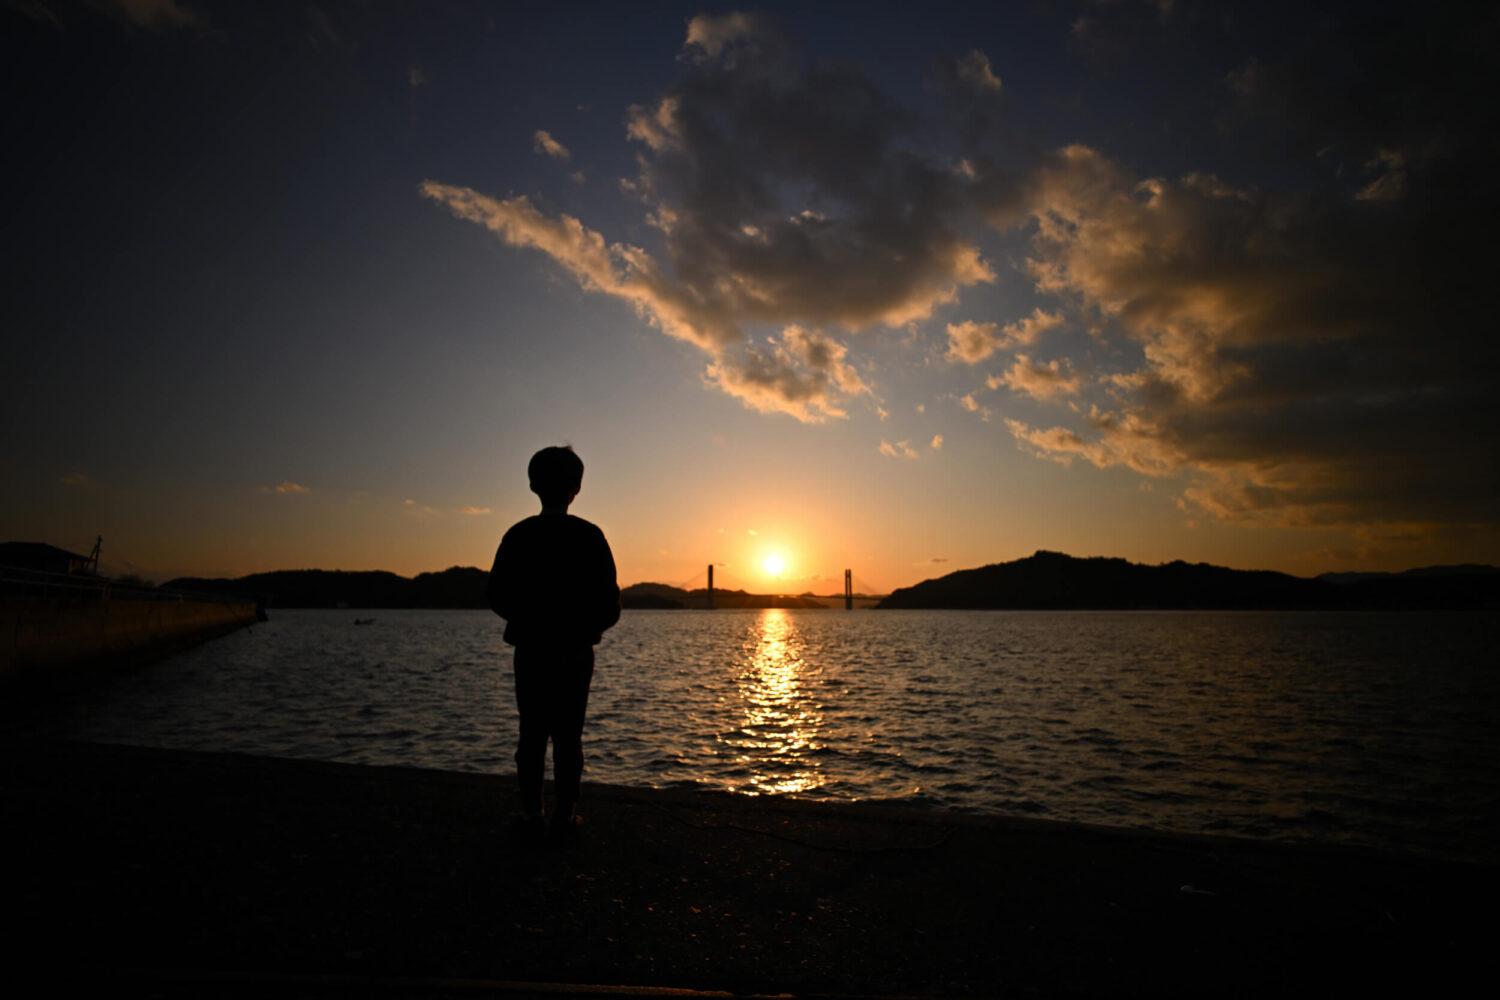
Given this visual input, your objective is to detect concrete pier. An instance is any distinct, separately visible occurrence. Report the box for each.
[0,595,259,683]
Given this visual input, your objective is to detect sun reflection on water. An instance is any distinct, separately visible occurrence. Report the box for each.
[725,609,825,795]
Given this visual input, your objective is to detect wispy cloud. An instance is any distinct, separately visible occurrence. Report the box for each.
[955,393,992,422]
[59,472,91,487]
[683,11,769,59]
[704,325,870,422]
[988,354,1080,400]
[459,506,492,515]
[946,309,1062,364]
[266,481,309,495]
[950,50,1002,95]
[532,129,570,160]
[879,440,919,459]
[931,434,944,451]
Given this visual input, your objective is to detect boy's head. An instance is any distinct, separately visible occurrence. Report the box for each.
[528,445,584,508]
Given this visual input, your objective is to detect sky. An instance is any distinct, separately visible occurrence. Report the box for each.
[3,0,1497,592]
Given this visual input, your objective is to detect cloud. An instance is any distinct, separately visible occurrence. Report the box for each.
[931,434,944,450]
[532,130,570,161]
[420,183,733,351]
[945,321,1000,364]
[268,482,309,495]
[425,8,1499,545]
[58,472,90,487]
[1004,308,1065,347]
[407,67,426,88]
[956,392,992,422]
[620,23,999,330]
[404,499,440,517]
[946,308,1062,363]
[988,354,1080,400]
[931,48,1003,144]
[426,15,993,422]
[683,10,771,59]
[1005,412,1180,477]
[1355,149,1405,202]
[994,124,1500,532]
[459,506,492,515]
[879,440,919,459]
[953,50,1002,94]
[705,325,870,421]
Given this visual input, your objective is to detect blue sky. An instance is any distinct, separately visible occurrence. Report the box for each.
[3,0,1496,589]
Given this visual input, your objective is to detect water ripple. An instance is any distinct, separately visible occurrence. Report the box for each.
[43,607,1500,864]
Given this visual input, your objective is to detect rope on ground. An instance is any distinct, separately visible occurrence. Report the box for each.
[627,801,955,854]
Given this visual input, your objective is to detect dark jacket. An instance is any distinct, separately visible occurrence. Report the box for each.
[488,513,620,647]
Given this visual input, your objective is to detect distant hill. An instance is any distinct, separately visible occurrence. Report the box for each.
[1316,565,1500,583]
[876,551,1500,610]
[621,582,826,610]
[164,555,1500,611]
[164,567,488,609]
[164,569,829,610]
[621,583,689,609]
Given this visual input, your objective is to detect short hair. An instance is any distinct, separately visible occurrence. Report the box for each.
[528,445,583,501]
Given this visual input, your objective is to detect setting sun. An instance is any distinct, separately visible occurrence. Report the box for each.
[762,554,786,577]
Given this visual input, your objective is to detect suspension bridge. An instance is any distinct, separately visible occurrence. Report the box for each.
[661,565,887,609]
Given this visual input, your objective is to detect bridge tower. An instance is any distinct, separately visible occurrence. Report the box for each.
[844,569,853,610]
[707,564,715,610]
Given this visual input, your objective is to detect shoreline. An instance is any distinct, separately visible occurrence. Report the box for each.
[6,739,1494,997]
[40,734,1495,868]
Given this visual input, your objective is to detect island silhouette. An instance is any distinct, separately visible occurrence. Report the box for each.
[876,550,1500,610]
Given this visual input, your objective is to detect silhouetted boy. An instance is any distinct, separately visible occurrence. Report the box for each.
[488,445,620,843]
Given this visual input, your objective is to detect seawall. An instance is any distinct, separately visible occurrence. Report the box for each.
[0,595,260,683]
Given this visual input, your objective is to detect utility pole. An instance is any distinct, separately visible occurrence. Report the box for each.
[844,569,853,610]
[707,564,715,610]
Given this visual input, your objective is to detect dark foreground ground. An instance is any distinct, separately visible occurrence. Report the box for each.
[4,740,1495,999]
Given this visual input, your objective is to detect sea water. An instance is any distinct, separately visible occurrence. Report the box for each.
[43,607,1500,863]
